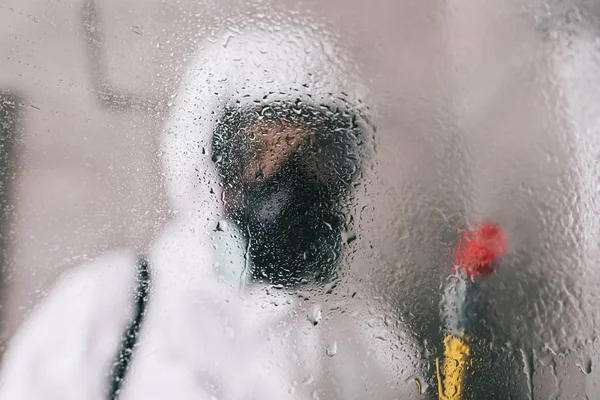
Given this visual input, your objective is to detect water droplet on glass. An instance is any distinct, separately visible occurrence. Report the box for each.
[255,169,264,181]
[302,375,315,385]
[520,348,534,396]
[421,338,431,359]
[577,355,592,375]
[414,378,424,395]
[326,341,337,357]
[307,304,322,326]
[214,220,227,232]
[406,374,429,394]
[341,230,356,245]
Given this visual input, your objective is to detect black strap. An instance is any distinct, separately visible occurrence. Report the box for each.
[107,255,151,400]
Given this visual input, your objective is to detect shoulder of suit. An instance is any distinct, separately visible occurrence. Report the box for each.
[50,248,139,306]
[0,249,139,400]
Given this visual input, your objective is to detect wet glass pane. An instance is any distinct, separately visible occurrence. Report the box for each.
[1,0,600,399]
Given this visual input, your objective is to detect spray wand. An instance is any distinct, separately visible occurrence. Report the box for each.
[436,221,509,400]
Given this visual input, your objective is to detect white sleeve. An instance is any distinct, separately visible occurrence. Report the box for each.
[0,250,138,400]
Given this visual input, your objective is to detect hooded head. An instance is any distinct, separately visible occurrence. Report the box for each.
[162,26,372,287]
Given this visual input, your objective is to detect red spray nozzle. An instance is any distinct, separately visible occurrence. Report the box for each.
[454,221,509,281]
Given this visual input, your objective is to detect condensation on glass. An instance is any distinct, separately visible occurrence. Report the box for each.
[0,0,600,399]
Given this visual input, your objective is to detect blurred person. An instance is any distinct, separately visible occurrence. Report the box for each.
[0,24,419,400]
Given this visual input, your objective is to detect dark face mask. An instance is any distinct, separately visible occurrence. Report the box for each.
[230,158,345,285]
[212,103,366,287]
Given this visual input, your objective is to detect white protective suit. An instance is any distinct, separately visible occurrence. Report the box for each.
[0,26,421,400]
